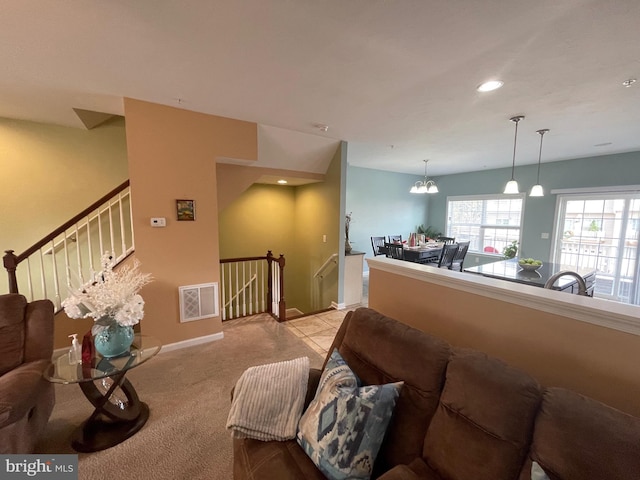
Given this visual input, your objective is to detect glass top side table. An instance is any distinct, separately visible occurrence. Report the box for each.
[45,333,162,452]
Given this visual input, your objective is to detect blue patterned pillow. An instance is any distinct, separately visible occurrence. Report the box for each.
[297,349,403,480]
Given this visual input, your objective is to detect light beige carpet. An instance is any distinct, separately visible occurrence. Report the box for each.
[35,314,324,480]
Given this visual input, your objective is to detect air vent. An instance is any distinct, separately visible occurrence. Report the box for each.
[178,282,219,323]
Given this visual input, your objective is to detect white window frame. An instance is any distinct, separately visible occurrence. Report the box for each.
[446,193,525,255]
[551,187,640,305]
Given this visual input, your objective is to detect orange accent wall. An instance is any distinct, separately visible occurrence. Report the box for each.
[369,266,640,417]
[123,98,257,345]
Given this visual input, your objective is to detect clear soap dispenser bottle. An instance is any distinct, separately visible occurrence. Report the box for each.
[68,333,81,365]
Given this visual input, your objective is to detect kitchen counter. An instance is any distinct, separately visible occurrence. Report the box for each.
[464,258,596,295]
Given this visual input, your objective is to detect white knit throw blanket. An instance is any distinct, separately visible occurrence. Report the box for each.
[226,356,310,441]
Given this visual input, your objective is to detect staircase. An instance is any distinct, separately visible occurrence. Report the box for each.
[3,181,134,311]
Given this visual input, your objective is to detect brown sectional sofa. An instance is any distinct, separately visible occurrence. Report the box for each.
[0,294,55,454]
[233,307,640,479]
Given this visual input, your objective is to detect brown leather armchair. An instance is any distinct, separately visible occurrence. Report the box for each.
[0,294,55,453]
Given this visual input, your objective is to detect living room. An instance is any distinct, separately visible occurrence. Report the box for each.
[2,2,640,478]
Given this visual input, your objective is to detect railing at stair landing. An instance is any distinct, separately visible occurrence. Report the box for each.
[220,252,286,322]
[3,180,287,322]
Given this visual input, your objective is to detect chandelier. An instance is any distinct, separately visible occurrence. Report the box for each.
[410,160,438,194]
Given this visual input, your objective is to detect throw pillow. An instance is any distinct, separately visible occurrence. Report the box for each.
[297,349,403,480]
[531,461,551,480]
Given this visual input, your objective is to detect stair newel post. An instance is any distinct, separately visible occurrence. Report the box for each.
[277,254,286,322]
[266,250,274,316]
[3,250,19,294]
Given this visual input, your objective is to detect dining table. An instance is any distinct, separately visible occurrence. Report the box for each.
[379,242,444,264]
[403,243,444,263]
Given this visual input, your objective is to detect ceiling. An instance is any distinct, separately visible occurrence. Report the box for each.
[2,0,639,178]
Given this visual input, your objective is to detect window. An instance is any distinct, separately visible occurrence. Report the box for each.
[553,192,640,305]
[447,194,524,254]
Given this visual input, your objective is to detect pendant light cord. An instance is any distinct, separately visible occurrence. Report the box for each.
[535,129,548,184]
[510,117,521,181]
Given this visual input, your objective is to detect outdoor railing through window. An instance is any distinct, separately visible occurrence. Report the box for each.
[219,251,286,321]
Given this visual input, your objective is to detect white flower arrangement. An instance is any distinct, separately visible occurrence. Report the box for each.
[62,253,152,327]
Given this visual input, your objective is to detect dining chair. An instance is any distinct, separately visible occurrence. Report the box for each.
[437,243,459,269]
[450,241,470,271]
[388,235,402,244]
[384,242,404,260]
[437,236,456,245]
[371,236,386,256]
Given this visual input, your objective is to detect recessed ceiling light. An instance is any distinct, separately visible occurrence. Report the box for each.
[314,124,329,132]
[622,78,637,87]
[477,80,504,92]
[277,179,288,184]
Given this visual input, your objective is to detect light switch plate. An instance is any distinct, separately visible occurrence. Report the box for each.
[541,232,549,239]
[151,217,166,227]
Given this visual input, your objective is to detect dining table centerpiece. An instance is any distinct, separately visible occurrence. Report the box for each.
[62,252,152,358]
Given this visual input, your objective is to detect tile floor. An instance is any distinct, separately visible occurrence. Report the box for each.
[284,309,349,357]
[284,273,369,357]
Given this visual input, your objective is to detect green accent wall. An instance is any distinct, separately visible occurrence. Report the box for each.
[218,184,296,260]
[344,151,640,270]
[218,143,343,314]
[345,164,431,272]
[426,151,640,263]
[0,116,128,293]
[293,143,343,312]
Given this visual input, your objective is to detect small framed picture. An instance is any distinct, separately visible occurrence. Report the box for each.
[176,199,195,221]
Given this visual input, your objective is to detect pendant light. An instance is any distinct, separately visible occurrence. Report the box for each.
[410,159,438,194]
[504,115,524,194]
[529,128,549,197]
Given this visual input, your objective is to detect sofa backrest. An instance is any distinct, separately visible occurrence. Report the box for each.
[423,348,542,480]
[518,387,640,480]
[327,307,451,474]
[0,294,27,375]
[23,299,55,363]
[0,294,54,376]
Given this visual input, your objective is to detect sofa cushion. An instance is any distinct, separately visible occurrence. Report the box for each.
[329,307,451,474]
[297,349,402,480]
[378,458,444,480]
[423,348,542,480]
[518,387,640,480]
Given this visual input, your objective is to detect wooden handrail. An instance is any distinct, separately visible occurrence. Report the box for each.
[4,180,132,298]
[220,255,269,264]
[13,180,130,263]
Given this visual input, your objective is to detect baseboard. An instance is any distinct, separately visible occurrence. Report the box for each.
[286,307,304,317]
[331,301,365,311]
[160,332,224,353]
[53,331,225,358]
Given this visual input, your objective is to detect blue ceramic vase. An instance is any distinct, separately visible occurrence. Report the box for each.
[93,318,134,358]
